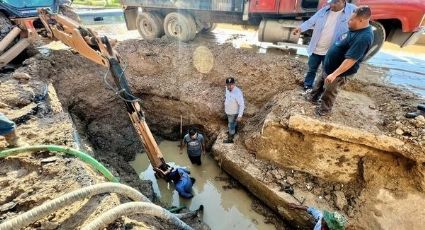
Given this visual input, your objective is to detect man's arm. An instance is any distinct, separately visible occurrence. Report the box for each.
[236,90,245,121]
[326,35,371,83]
[325,59,357,83]
[293,7,325,34]
[202,139,206,155]
[180,136,187,154]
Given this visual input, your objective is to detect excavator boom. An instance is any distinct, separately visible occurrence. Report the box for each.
[2,8,171,178]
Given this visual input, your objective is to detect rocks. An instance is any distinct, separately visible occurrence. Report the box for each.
[333,191,348,210]
[285,176,296,185]
[396,128,404,135]
[12,72,31,81]
[0,202,17,212]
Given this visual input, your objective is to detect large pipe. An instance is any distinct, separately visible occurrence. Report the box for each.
[0,145,118,182]
[0,27,21,53]
[81,202,193,230]
[0,183,149,230]
[258,19,302,44]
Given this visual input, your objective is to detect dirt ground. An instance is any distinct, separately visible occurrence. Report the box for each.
[1,34,424,229]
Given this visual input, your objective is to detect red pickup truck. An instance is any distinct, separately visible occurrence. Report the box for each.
[121,0,425,58]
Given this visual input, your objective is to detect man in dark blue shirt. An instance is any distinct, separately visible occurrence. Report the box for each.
[180,128,206,165]
[306,6,374,116]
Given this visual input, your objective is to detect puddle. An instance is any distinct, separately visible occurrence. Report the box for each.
[130,140,276,230]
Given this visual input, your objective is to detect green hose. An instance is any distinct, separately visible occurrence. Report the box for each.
[0,145,119,182]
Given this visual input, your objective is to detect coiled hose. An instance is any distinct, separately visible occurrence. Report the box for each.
[0,183,149,230]
[81,202,193,230]
[0,145,118,182]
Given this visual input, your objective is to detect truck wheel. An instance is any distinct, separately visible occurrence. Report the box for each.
[164,12,196,42]
[364,21,386,61]
[201,23,217,33]
[137,12,165,41]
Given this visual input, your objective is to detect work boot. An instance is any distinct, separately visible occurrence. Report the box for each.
[304,92,320,105]
[223,134,234,144]
[315,107,330,117]
[4,130,27,148]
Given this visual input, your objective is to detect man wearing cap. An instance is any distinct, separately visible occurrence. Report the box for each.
[224,77,245,143]
[306,6,374,116]
[288,203,347,230]
[293,0,356,93]
[180,128,206,165]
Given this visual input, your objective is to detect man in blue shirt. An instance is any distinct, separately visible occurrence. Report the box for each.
[305,6,374,116]
[169,167,195,199]
[294,0,356,92]
[288,203,347,230]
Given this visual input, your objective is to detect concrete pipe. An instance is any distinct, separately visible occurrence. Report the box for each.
[258,19,302,44]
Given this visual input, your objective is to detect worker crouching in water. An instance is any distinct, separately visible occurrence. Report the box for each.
[169,167,196,199]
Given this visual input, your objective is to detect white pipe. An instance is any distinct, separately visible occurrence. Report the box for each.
[81,202,193,230]
[0,183,149,230]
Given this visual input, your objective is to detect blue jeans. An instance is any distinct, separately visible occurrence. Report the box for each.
[227,114,238,135]
[304,53,325,89]
[0,113,16,136]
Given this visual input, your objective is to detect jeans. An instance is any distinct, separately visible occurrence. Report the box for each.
[227,114,238,135]
[188,155,202,165]
[310,72,348,113]
[0,113,16,136]
[304,53,325,89]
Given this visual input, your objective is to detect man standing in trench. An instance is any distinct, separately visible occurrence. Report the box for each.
[293,0,356,93]
[224,77,245,143]
[180,128,206,165]
[305,6,374,116]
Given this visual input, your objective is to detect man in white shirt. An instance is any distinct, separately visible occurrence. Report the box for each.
[293,0,356,92]
[224,77,245,143]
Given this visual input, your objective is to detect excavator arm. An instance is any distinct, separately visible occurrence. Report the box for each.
[35,9,172,178]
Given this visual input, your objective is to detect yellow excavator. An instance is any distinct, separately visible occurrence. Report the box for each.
[0,6,173,178]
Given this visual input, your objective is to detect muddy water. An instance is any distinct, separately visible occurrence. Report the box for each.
[130,140,276,230]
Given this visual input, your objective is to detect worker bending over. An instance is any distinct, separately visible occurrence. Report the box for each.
[169,167,195,199]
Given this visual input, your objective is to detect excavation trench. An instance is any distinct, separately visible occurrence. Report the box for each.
[2,37,425,229]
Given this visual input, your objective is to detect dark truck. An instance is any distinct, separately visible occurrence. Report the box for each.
[121,0,425,58]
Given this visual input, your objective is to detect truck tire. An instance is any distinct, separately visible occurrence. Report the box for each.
[137,12,165,41]
[0,12,14,42]
[201,23,217,33]
[164,12,196,42]
[364,21,386,61]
